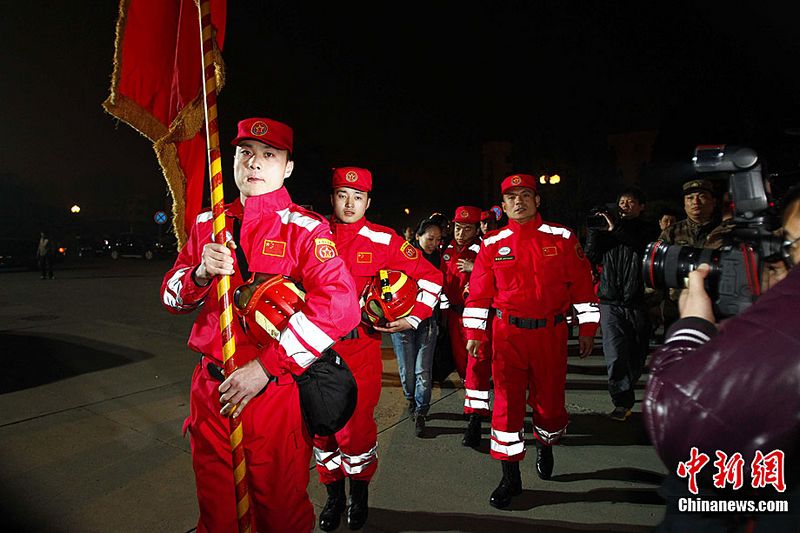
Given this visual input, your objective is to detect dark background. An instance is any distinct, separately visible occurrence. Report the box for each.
[3,1,800,246]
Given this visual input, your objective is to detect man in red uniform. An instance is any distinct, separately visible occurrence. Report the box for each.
[463,174,599,509]
[314,166,443,531]
[440,205,493,448]
[160,117,361,533]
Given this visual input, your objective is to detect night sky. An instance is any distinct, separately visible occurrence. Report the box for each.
[3,1,800,240]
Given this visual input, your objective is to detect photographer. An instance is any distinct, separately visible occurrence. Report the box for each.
[585,187,658,421]
[643,185,800,531]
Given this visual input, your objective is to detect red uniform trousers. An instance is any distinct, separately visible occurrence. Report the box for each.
[489,316,569,462]
[187,361,314,533]
[313,335,382,484]
[447,309,492,416]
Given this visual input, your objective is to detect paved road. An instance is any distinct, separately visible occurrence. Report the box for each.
[0,257,667,532]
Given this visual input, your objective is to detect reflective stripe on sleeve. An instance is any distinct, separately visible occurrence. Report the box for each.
[573,302,600,324]
[463,318,486,330]
[463,307,489,319]
[416,290,438,308]
[288,311,335,354]
[279,328,318,368]
[417,279,442,294]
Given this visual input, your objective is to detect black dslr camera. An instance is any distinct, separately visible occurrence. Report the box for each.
[643,145,784,318]
[586,202,619,230]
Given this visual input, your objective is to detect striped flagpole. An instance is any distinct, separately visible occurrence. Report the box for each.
[197,1,252,532]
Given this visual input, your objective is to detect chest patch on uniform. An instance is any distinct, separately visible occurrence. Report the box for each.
[498,246,511,256]
[443,253,451,261]
[262,239,286,257]
[542,246,558,257]
[494,255,515,262]
[356,251,373,263]
[400,241,419,260]
[314,238,338,262]
[575,243,585,260]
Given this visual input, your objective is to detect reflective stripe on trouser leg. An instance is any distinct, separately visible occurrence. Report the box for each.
[342,444,378,475]
[526,321,569,444]
[490,427,525,459]
[314,446,342,471]
[463,314,492,414]
[329,336,382,481]
[489,317,529,461]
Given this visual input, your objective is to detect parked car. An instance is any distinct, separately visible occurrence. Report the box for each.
[76,235,112,258]
[0,238,38,270]
[110,233,168,260]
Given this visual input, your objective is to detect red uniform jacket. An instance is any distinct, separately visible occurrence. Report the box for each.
[160,187,361,376]
[463,214,600,341]
[440,238,482,310]
[330,217,443,330]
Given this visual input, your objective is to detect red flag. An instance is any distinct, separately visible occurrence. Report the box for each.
[103,0,227,248]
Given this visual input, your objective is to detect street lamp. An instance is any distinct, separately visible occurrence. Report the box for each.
[538,174,561,185]
[71,204,81,214]
[404,208,410,215]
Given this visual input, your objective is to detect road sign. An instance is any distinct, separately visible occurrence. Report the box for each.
[154,210,168,225]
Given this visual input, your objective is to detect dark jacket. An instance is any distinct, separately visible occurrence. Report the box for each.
[643,266,800,485]
[584,216,655,306]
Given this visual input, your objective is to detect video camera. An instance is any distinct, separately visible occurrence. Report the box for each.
[643,145,785,318]
[586,202,619,230]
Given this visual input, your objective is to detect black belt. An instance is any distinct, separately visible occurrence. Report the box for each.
[496,310,565,329]
[340,327,360,341]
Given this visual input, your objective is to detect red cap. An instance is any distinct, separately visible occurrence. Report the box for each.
[331,166,372,192]
[231,117,293,154]
[452,206,482,224]
[480,210,493,221]
[501,174,537,194]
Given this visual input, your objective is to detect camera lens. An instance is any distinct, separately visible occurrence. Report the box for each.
[643,241,721,289]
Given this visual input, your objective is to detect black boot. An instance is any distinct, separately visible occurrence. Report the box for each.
[489,460,522,509]
[319,479,346,531]
[347,479,369,530]
[536,442,554,480]
[414,412,425,438]
[462,413,482,447]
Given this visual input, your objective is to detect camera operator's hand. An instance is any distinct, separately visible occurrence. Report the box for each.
[678,263,715,323]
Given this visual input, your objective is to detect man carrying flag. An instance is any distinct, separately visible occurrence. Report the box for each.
[161,117,360,531]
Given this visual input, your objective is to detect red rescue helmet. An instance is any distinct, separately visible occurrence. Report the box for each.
[361,269,418,326]
[233,274,305,347]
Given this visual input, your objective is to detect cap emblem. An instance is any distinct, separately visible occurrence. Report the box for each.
[511,175,521,185]
[460,210,469,218]
[250,121,269,136]
[345,171,358,183]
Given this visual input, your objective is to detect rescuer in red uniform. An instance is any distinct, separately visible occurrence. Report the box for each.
[313,166,443,531]
[440,205,493,448]
[160,117,360,533]
[463,173,599,509]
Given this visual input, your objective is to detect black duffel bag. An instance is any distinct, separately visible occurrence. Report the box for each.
[293,348,358,436]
